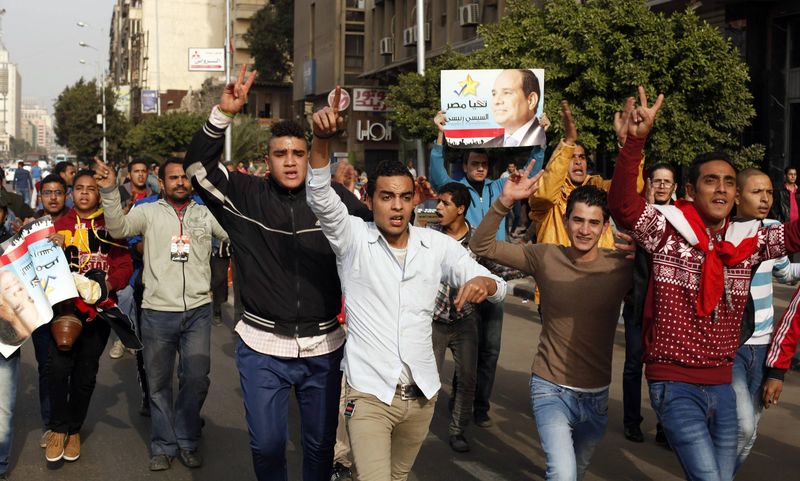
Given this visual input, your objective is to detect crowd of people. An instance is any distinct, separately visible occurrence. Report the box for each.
[0,64,798,481]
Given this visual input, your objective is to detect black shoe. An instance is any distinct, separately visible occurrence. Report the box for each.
[449,434,470,453]
[474,414,493,428]
[178,449,203,468]
[212,314,223,326]
[330,462,352,481]
[624,425,644,443]
[149,454,171,471]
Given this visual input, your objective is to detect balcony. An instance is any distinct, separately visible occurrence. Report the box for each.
[234,1,264,20]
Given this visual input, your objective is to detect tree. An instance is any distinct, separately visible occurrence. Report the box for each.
[243,0,293,83]
[9,136,34,158]
[388,0,762,168]
[54,78,128,162]
[123,111,206,160]
[231,116,269,163]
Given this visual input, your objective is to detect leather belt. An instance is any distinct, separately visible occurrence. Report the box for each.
[397,384,424,401]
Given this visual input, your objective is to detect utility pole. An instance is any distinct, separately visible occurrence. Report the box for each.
[224,0,232,162]
[415,0,426,176]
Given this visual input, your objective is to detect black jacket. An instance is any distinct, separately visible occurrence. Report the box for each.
[184,116,371,337]
[774,184,800,223]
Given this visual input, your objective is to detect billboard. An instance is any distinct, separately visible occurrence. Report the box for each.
[141,90,158,114]
[188,48,225,72]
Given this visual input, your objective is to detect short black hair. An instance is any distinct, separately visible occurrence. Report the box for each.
[128,158,148,170]
[737,168,769,190]
[40,174,68,191]
[73,169,97,185]
[565,184,610,222]
[54,161,75,176]
[518,69,541,112]
[785,166,797,175]
[461,149,488,166]
[647,162,677,181]
[366,160,415,198]
[268,120,307,151]
[687,152,736,186]
[159,158,185,181]
[438,182,471,216]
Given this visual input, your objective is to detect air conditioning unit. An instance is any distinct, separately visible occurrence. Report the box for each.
[379,37,393,55]
[403,27,415,46]
[459,3,481,26]
[411,22,431,43]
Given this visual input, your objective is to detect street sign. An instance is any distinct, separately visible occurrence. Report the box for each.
[188,48,225,72]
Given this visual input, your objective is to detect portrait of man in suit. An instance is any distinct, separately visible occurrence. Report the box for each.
[483,69,545,148]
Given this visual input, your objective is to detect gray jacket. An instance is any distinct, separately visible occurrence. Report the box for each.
[100,186,228,312]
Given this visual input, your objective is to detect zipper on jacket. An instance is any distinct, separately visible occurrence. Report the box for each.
[288,193,301,337]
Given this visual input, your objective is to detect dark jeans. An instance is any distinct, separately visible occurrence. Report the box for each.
[432,312,479,435]
[649,381,737,481]
[48,317,111,434]
[236,339,343,481]
[0,351,19,476]
[475,301,503,418]
[32,324,52,428]
[210,255,230,315]
[622,301,644,429]
[133,283,149,405]
[140,305,211,456]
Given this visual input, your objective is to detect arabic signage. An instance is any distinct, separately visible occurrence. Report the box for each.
[353,88,390,112]
[188,48,225,72]
[356,118,392,142]
[440,69,545,148]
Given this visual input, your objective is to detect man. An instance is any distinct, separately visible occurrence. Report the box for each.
[54,161,77,209]
[12,162,33,205]
[471,173,632,480]
[500,162,516,179]
[47,170,133,463]
[308,99,506,481]
[608,87,800,481]
[119,159,153,214]
[184,66,371,481]
[429,110,543,428]
[730,168,800,473]
[95,157,227,471]
[147,161,161,194]
[621,162,676,445]
[774,166,799,223]
[482,69,545,148]
[35,174,69,221]
[428,182,482,453]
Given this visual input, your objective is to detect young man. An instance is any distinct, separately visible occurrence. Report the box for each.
[36,174,69,221]
[731,168,799,472]
[184,67,371,481]
[95,157,227,471]
[428,182,481,453]
[621,162,676,445]
[308,99,505,481]
[119,159,153,214]
[12,161,33,205]
[47,170,133,463]
[54,161,77,209]
[429,111,544,428]
[774,166,799,223]
[471,167,633,480]
[608,87,800,481]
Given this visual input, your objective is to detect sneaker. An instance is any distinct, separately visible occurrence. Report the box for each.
[45,431,66,462]
[330,462,353,481]
[624,425,644,443]
[449,434,470,453]
[149,454,171,471]
[212,313,223,327]
[63,433,80,461]
[109,339,125,359]
[474,414,493,428]
[40,429,51,448]
[178,449,203,468]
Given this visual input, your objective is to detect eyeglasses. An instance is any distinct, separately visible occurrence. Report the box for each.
[41,190,65,197]
[651,180,674,187]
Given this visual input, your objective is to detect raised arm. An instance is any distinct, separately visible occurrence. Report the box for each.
[428,111,457,190]
[94,158,149,239]
[529,101,579,215]
[470,162,543,273]
[183,64,257,207]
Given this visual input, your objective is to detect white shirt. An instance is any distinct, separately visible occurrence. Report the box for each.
[306,164,507,405]
[504,117,536,146]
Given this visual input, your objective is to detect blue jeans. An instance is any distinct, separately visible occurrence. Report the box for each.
[530,375,608,481]
[140,305,211,456]
[649,381,737,481]
[0,351,19,476]
[732,344,768,472]
[236,339,343,481]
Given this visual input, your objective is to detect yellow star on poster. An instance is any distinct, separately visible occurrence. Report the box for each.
[457,74,480,96]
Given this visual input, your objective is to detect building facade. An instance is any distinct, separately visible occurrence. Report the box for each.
[0,41,21,158]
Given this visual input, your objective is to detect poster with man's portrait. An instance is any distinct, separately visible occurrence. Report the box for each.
[440,69,545,148]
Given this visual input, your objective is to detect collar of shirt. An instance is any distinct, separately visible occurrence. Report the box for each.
[504,117,536,146]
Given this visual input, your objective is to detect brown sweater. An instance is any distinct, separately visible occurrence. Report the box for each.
[470,200,633,389]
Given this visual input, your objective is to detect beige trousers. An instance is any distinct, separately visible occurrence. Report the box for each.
[345,385,436,481]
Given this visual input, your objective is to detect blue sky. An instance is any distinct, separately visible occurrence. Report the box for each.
[2,0,114,111]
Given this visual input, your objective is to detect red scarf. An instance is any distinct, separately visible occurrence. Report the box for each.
[675,200,759,316]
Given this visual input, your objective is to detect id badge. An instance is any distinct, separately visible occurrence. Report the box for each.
[170,235,191,262]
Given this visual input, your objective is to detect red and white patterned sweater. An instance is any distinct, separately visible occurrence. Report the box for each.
[609,136,800,384]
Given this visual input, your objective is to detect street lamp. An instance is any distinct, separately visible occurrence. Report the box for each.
[79,42,107,164]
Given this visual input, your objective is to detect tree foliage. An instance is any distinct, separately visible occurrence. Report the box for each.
[244,0,293,83]
[388,0,762,168]
[54,78,128,162]
[231,116,269,163]
[123,112,205,160]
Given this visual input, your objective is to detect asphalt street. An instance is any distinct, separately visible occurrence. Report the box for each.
[5,286,800,481]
